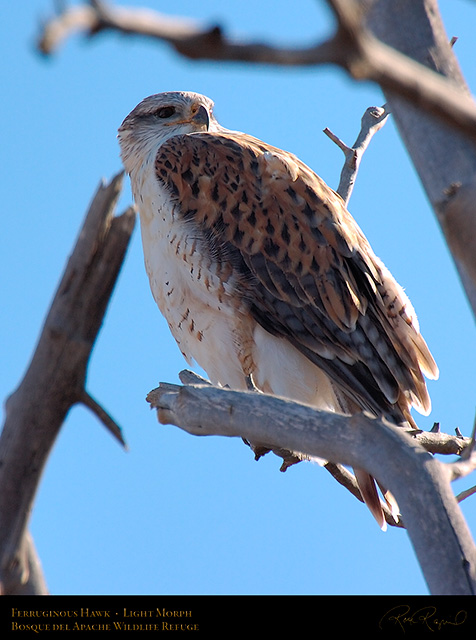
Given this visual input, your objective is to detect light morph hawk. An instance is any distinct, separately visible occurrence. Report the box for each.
[118,91,438,530]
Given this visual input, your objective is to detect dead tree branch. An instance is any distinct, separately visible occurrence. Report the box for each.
[457,485,476,504]
[36,1,476,143]
[147,378,476,595]
[0,173,136,595]
[324,104,390,204]
[175,369,474,529]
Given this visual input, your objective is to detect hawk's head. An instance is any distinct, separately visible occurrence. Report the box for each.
[118,91,218,176]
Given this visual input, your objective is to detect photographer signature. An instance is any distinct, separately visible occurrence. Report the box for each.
[379,604,467,633]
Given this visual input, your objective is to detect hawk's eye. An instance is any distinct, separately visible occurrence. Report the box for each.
[156,106,176,119]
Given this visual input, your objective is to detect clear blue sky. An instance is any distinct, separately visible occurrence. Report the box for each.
[1,1,475,595]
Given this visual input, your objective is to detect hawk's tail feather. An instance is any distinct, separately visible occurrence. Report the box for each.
[353,467,388,531]
[377,481,400,520]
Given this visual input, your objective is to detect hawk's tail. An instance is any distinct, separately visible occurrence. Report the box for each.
[353,467,400,531]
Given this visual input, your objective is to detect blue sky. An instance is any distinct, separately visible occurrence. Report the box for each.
[1,1,475,595]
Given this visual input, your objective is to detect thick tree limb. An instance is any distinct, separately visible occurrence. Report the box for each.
[147,378,476,595]
[365,0,476,317]
[0,173,136,594]
[179,371,473,521]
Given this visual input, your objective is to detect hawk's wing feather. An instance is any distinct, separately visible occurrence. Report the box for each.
[155,131,438,422]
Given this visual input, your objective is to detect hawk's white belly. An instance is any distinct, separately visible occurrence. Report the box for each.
[134,168,252,390]
[133,166,339,411]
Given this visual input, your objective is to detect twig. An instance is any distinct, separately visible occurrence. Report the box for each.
[449,416,476,482]
[324,104,390,204]
[178,369,213,386]
[80,389,128,448]
[456,485,476,504]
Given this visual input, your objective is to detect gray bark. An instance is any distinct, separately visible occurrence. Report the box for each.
[365,0,476,315]
[0,174,135,594]
[148,380,476,595]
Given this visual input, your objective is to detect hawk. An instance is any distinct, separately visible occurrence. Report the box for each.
[118,91,438,530]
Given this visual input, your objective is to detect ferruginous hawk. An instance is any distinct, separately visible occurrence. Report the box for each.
[118,91,438,530]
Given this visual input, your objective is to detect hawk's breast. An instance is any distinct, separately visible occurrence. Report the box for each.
[131,159,258,390]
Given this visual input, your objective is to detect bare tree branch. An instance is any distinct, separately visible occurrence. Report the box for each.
[36,1,337,64]
[0,173,136,594]
[147,378,476,595]
[172,369,474,532]
[36,1,476,142]
[8,533,49,596]
[324,104,390,204]
[449,417,476,483]
[457,485,476,504]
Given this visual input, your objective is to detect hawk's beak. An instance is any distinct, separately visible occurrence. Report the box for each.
[191,105,210,130]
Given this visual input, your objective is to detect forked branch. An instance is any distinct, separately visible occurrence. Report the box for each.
[324,104,390,204]
[0,173,136,594]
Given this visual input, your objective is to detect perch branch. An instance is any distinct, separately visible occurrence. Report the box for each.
[147,378,476,594]
[170,370,473,530]
[0,172,136,594]
[413,428,473,457]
